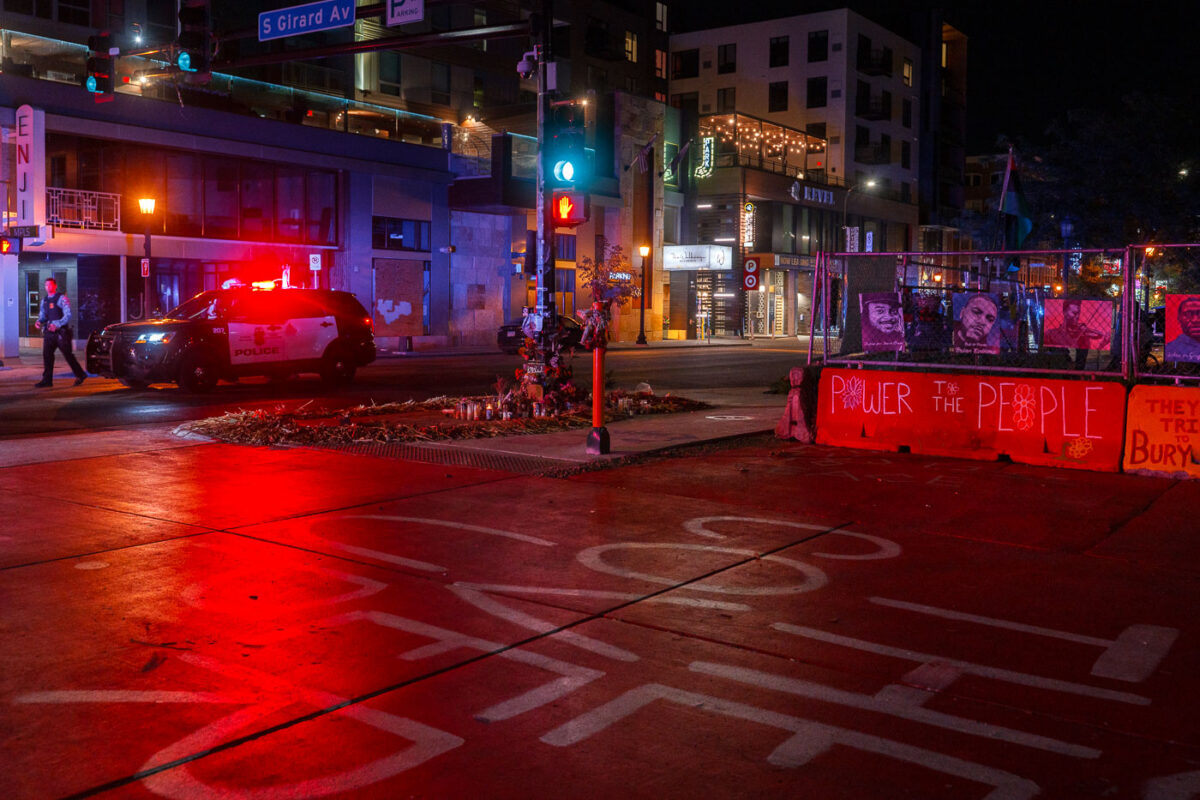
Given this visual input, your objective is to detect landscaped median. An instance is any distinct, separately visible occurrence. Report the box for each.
[176,391,710,448]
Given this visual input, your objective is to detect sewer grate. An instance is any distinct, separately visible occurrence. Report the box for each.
[315,441,577,474]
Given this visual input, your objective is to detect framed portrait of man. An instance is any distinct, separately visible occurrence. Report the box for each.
[1165,294,1200,363]
[951,292,1000,354]
[1043,298,1112,351]
[859,292,905,352]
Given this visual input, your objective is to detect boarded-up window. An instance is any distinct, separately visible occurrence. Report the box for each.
[373,258,426,337]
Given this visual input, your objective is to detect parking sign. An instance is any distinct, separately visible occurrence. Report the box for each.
[742,257,760,291]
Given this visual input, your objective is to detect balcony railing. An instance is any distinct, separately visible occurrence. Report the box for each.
[854,142,891,165]
[856,96,892,121]
[857,48,893,77]
[47,188,121,231]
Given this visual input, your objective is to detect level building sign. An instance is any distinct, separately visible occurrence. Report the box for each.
[662,245,733,272]
[259,0,354,41]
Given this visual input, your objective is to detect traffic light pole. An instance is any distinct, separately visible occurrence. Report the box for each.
[534,0,556,361]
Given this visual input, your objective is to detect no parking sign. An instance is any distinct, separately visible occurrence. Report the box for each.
[742,256,760,290]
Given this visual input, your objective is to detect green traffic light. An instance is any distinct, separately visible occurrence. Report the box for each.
[554,160,576,183]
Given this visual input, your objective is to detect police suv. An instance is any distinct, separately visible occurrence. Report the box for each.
[86,286,375,392]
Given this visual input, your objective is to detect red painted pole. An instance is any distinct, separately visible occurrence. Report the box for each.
[586,302,610,454]
[592,346,604,430]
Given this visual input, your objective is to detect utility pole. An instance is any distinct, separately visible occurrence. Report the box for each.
[533,0,556,364]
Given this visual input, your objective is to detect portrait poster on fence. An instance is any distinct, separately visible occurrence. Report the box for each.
[859,292,906,352]
[951,292,1000,354]
[1043,298,1112,351]
[1164,294,1200,362]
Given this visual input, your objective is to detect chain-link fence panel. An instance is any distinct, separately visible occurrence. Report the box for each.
[817,250,1130,376]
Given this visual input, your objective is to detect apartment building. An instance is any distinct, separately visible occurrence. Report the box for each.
[667,8,920,337]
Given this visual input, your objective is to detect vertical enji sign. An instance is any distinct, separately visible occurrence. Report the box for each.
[743,256,760,291]
[15,105,46,227]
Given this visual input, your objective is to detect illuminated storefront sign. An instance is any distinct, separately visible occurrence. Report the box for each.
[742,202,756,249]
[694,137,714,178]
[662,244,733,271]
[15,105,45,227]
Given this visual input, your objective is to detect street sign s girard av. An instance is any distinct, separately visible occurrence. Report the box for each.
[259,0,355,41]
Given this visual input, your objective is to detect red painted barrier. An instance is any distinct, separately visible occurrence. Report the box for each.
[1123,385,1200,478]
[817,368,1127,471]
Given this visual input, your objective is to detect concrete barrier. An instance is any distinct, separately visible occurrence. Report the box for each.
[1123,385,1200,478]
[816,367,1127,472]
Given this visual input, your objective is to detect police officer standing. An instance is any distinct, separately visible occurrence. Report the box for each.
[33,277,87,388]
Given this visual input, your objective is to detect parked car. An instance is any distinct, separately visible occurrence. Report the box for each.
[497,314,583,354]
[86,286,375,392]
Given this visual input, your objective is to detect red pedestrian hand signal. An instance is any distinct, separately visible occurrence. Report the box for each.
[551,190,589,227]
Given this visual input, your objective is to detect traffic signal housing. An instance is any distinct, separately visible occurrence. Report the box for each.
[177,0,212,80]
[84,34,116,100]
[546,104,589,189]
[551,190,589,228]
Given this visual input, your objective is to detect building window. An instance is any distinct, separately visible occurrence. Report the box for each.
[901,183,912,202]
[556,233,577,261]
[717,43,736,74]
[902,58,913,87]
[769,36,789,68]
[274,167,305,243]
[655,49,667,79]
[624,75,637,93]
[625,31,638,63]
[806,76,827,108]
[990,172,1001,185]
[239,164,274,239]
[806,121,826,140]
[671,92,698,115]
[808,30,828,62]
[672,49,699,79]
[717,87,736,113]
[372,217,432,251]
[431,62,451,105]
[379,52,401,97]
[655,91,666,102]
[901,140,911,169]
[768,81,788,113]
[656,2,667,32]
[902,98,912,128]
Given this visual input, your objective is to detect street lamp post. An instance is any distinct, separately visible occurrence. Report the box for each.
[841,179,875,251]
[138,197,155,319]
[636,243,650,345]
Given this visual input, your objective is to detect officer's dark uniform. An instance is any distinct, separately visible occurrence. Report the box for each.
[35,288,87,387]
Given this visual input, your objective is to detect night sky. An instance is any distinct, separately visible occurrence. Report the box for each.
[675,1,1200,153]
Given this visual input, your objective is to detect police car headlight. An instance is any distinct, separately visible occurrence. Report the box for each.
[135,332,175,344]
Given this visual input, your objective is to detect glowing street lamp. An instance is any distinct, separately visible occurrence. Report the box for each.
[139,197,155,319]
[842,179,876,251]
[636,244,650,345]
